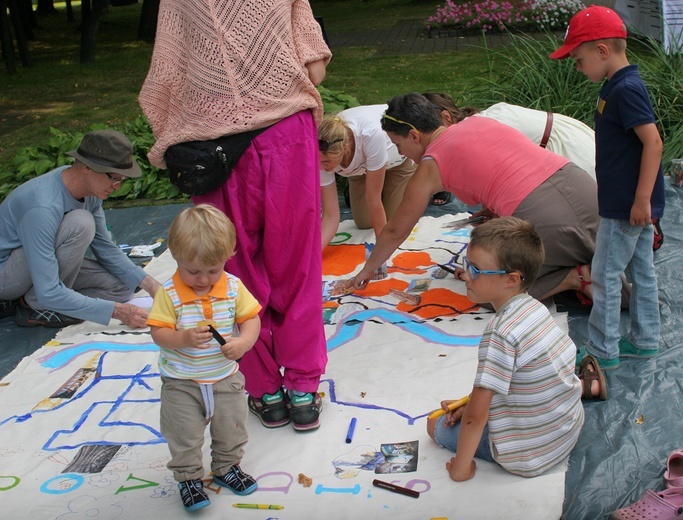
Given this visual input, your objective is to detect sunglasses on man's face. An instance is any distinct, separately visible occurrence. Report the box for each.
[104,172,125,187]
[319,139,343,152]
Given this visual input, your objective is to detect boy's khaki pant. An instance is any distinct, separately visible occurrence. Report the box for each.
[160,372,248,482]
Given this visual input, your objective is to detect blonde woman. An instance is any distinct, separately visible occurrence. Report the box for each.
[319,105,417,248]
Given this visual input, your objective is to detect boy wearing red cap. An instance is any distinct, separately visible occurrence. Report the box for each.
[551,6,665,369]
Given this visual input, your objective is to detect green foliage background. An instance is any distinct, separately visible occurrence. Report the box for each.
[1,1,682,205]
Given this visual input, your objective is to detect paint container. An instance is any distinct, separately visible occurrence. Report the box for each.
[672,159,683,187]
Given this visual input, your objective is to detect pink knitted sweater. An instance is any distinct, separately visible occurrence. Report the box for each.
[138,0,331,168]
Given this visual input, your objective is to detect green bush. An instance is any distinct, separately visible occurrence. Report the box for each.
[0,87,361,204]
[467,32,683,170]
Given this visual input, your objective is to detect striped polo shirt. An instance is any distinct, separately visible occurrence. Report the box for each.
[147,270,261,384]
[474,293,584,477]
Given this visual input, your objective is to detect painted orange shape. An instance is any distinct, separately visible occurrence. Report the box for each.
[323,244,366,277]
[396,288,478,319]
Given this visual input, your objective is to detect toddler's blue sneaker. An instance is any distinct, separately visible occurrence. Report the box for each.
[619,337,658,358]
[576,345,619,371]
[178,479,210,511]
[213,464,257,496]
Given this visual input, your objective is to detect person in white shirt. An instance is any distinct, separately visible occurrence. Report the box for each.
[319,104,417,248]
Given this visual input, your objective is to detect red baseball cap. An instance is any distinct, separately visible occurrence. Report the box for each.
[550,5,627,60]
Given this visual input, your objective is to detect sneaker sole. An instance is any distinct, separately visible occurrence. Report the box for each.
[14,318,41,328]
[600,362,619,371]
[16,318,81,328]
[619,338,658,359]
[620,350,658,358]
[292,419,321,432]
[290,397,323,432]
[15,315,83,328]
[184,499,210,512]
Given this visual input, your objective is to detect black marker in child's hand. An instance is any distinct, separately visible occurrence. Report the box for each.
[437,264,456,274]
[207,324,226,345]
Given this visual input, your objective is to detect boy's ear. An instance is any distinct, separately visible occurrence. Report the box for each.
[595,41,610,59]
[506,271,524,288]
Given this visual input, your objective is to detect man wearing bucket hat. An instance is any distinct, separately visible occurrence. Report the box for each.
[0,130,161,328]
[550,6,665,370]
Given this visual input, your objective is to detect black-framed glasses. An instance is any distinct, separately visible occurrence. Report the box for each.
[319,138,343,152]
[463,256,510,281]
[381,112,420,133]
[105,172,125,187]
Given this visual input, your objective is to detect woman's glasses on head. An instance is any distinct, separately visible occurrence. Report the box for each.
[318,139,343,152]
[381,113,420,133]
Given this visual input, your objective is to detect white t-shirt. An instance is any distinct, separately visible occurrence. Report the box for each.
[320,104,407,187]
[480,103,596,180]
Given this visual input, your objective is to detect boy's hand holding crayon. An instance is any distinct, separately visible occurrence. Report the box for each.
[183,326,214,349]
[428,396,470,424]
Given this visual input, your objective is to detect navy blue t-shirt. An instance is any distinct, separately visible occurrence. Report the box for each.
[594,64,665,220]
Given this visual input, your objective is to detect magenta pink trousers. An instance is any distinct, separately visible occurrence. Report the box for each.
[194,111,327,398]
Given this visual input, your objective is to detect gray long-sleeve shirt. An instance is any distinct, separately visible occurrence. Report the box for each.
[0,166,147,324]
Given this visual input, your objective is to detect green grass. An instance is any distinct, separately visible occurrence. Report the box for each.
[0,3,153,167]
[2,0,682,193]
[322,47,490,106]
[310,0,437,32]
[0,0,490,174]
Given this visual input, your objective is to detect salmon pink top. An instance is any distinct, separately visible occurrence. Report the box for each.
[139,0,331,168]
[424,117,569,216]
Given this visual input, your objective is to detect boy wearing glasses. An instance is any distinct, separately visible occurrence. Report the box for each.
[427,217,589,481]
[0,130,161,328]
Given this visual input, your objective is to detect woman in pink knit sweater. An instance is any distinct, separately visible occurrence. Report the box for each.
[139,0,331,439]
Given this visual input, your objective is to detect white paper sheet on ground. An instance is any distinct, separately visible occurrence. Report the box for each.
[0,214,567,519]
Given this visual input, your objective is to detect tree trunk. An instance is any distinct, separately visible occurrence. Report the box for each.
[137,0,158,42]
[80,0,110,64]
[0,0,17,73]
[16,0,35,39]
[36,0,59,16]
[65,0,74,23]
[8,0,31,66]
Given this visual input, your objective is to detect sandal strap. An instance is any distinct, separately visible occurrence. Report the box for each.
[580,371,600,399]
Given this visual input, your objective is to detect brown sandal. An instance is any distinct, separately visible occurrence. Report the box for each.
[578,354,607,401]
[576,265,593,307]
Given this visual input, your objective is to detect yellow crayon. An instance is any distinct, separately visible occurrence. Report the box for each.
[232,503,284,510]
[427,395,470,420]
